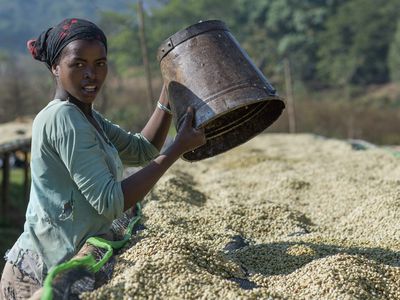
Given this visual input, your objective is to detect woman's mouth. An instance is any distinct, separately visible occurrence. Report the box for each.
[82,85,97,94]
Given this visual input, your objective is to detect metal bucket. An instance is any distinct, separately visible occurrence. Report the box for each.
[157,20,285,161]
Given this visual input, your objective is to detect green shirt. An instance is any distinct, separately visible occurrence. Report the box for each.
[12,99,159,272]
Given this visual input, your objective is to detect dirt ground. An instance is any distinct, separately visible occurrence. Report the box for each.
[83,133,400,300]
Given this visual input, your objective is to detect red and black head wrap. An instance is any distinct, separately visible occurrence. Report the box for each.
[27,18,107,69]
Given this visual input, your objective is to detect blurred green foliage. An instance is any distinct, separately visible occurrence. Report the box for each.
[1,0,400,86]
[92,0,400,87]
[0,0,131,52]
[317,0,400,85]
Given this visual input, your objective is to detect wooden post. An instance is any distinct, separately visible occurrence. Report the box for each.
[284,57,296,133]
[1,152,10,218]
[137,0,154,116]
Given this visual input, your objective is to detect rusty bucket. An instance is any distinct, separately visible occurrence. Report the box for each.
[157,20,285,161]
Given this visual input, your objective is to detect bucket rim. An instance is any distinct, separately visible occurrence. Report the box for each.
[180,97,285,161]
[176,95,285,132]
[157,20,228,62]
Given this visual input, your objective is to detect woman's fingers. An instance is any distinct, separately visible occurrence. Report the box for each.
[172,106,206,154]
[195,126,205,134]
[195,127,206,142]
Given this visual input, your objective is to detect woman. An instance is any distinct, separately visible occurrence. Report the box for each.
[0,18,205,299]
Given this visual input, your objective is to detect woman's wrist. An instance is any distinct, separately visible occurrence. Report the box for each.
[164,142,184,157]
[157,101,172,115]
[158,84,169,106]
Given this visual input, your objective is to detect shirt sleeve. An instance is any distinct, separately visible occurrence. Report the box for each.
[51,107,125,221]
[93,110,160,166]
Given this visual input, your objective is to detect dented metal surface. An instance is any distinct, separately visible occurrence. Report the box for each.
[158,20,285,161]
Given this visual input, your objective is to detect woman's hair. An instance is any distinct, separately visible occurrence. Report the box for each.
[27,18,107,69]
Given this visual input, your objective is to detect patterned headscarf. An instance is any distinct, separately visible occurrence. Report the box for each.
[27,18,107,69]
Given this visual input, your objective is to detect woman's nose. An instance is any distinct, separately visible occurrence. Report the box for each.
[84,67,95,79]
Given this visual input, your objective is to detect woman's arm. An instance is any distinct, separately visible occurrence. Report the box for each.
[121,107,205,211]
[140,84,172,151]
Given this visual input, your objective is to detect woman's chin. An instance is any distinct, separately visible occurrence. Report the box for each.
[77,91,98,104]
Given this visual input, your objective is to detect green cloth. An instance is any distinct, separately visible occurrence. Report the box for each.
[11,99,159,273]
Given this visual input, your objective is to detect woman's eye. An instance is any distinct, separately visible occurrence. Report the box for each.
[76,63,84,68]
[98,61,107,67]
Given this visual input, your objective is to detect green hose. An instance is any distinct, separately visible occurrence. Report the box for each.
[41,255,96,300]
[41,203,142,300]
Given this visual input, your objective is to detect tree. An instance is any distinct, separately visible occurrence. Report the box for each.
[235,0,345,84]
[317,0,400,86]
[97,0,239,76]
[98,9,142,76]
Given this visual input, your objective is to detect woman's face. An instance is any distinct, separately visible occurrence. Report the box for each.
[52,39,108,104]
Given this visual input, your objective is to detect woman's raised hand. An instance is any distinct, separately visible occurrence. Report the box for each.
[172,106,206,155]
[122,106,206,210]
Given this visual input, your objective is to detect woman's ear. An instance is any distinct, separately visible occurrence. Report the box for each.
[51,64,60,77]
